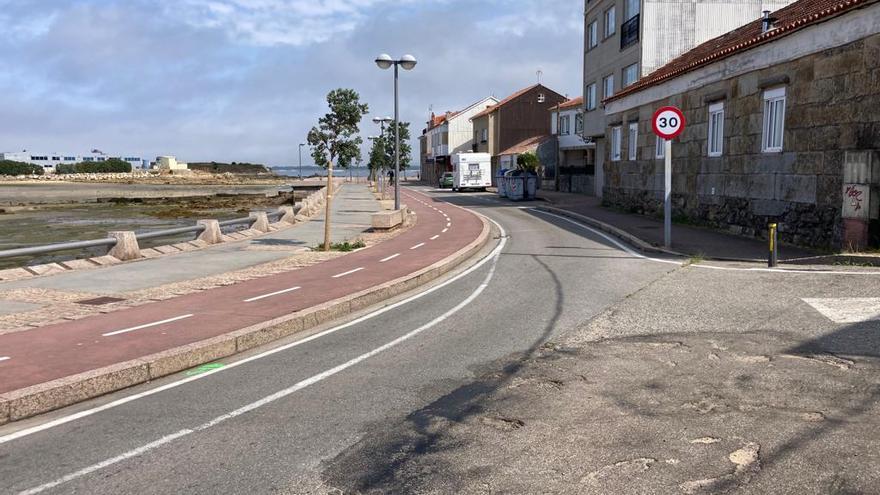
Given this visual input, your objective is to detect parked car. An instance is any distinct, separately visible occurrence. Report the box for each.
[438,172,454,189]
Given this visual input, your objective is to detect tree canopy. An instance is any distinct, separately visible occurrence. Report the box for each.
[307,88,369,169]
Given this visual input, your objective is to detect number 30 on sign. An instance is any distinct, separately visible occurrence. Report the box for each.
[652,106,686,140]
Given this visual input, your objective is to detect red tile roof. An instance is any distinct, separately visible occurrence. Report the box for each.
[553,96,583,111]
[471,84,550,120]
[606,0,874,103]
[498,134,552,156]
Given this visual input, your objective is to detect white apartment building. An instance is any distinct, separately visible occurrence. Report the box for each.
[422,96,499,182]
[0,150,147,172]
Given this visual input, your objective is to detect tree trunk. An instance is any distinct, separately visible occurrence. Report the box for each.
[323,160,333,251]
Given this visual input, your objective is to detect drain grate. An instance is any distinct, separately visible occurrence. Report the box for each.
[76,296,126,306]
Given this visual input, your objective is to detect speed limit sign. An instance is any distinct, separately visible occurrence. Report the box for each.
[652,106,686,140]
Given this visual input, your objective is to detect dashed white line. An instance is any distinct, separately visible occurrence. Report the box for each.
[380,253,400,262]
[243,286,301,303]
[442,228,448,233]
[102,314,194,337]
[410,243,425,250]
[332,267,364,278]
[0,356,10,362]
[430,235,440,240]
[446,222,452,228]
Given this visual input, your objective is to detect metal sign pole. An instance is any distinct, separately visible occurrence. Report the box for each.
[664,139,672,249]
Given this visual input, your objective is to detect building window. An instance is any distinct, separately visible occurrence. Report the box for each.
[575,113,584,135]
[481,128,488,143]
[64,156,76,161]
[51,156,60,161]
[655,136,665,159]
[611,126,622,161]
[586,83,597,111]
[83,157,94,162]
[604,7,616,37]
[625,0,640,19]
[628,122,638,160]
[603,75,614,99]
[588,20,598,49]
[762,87,785,152]
[708,101,724,157]
[623,63,638,87]
[538,93,546,103]
[561,115,571,135]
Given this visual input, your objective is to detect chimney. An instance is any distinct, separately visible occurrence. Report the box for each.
[762,10,772,33]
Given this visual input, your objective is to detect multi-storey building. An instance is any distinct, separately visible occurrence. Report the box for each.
[0,150,147,172]
[420,96,499,184]
[470,84,567,183]
[581,0,795,196]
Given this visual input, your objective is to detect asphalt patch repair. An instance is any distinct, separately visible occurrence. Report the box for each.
[319,331,880,494]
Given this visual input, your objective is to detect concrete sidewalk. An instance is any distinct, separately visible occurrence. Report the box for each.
[0,184,380,299]
[537,190,819,262]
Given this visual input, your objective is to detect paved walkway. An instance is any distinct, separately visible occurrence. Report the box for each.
[537,190,819,261]
[0,188,484,394]
[0,184,380,296]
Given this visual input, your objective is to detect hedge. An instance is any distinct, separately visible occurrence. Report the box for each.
[0,160,44,176]
[56,158,132,174]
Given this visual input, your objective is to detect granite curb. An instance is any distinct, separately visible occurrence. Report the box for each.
[0,210,492,425]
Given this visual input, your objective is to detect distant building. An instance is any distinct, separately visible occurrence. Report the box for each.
[550,97,599,194]
[156,156,188,171]
[420,96,499,184]
[470,84,567,184]
[0,150,147,172]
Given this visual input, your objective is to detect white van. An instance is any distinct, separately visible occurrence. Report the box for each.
[451,153,492,192]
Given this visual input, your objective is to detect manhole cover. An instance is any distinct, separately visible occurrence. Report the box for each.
[76,296,126,306]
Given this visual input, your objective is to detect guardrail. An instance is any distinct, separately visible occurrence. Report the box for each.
[0,209,292,261]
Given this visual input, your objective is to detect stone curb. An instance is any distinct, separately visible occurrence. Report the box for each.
[533,205,686,257]
[0,210,492,425]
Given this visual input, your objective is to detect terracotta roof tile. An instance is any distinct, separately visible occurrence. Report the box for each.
[606,0,874,103]
[498,134,552,156]
[553,96,583,111]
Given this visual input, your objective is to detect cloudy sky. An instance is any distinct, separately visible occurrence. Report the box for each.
[0,0,583,167]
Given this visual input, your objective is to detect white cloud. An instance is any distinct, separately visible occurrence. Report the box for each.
[167,0,419,46]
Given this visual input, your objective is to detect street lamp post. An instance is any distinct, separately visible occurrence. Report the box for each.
[298,143,306,180]
[375,53,417,211]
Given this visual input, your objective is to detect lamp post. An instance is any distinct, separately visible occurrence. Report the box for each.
[298,143,306,180]
[375,53,417,211]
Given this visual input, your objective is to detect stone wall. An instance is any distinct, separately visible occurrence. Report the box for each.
[603,32,880,249]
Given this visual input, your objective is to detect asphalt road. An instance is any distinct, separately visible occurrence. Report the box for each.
[0,187,675,494]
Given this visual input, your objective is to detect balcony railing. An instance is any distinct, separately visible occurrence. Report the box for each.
[620,14,639,50]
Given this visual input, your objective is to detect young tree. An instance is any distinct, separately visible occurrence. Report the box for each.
[382,121,413,171]
[516,151,540,173]
[368,135,389,181]
[307,88,369,251]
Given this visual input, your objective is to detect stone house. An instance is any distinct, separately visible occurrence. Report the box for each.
[601,0,880,250]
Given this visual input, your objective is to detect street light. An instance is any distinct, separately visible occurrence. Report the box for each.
[375,53,417,210]
[298,143,306,180]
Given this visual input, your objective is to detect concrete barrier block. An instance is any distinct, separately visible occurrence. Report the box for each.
[139,248,163,259]
[0,395,9,426]
[235,317,305,352]
[279,206,296,224]
[197,219,223,244]
[90,255,122,266]
[107,231,141,261]
[0,267,34,281]
[154,245,181,254]
[26,263,67,276]
[59,259,98,270]
[371,208,405,229]
[146,338,237,379]
[172,242,198,252]
[249,211,270,233]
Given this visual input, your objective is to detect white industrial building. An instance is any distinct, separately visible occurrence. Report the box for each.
[0,150,148,172]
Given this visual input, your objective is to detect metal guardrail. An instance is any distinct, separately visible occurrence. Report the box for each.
[0,210,290,261]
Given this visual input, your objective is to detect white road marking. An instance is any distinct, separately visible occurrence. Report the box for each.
[803,298,880,323]
[410,243,425,250]
[430,235,440,240]
[332,267,364,278]
[102,314,194,337]
[442,228,448,233]
[243,286,301,303]
[379,253,400,263]
[0,356,10,362]
[446,223,451,228]
[12,219,509,494]
[0,195,501,447]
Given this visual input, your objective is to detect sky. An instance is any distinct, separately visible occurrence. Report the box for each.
[0,0,583,167]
